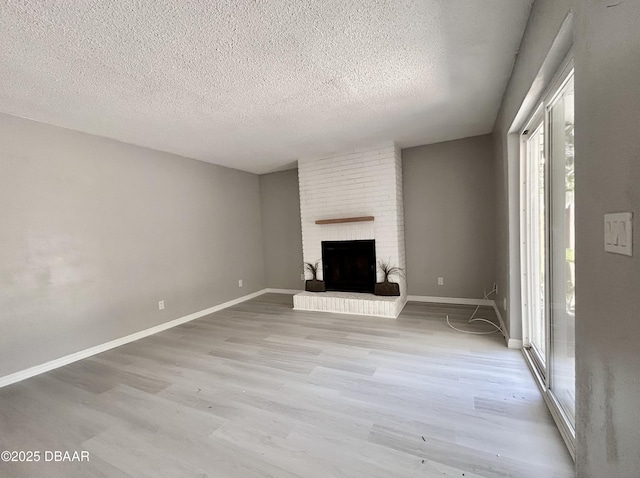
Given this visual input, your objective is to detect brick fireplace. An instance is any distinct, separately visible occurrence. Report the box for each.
[293,142,407,318]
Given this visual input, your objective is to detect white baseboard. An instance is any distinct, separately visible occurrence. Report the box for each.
[0,289,268,389]
[407,295,494,306]
[1,288,522,388]
[264,288,304,294]
[490,301,509,347]
[507,338,523,349]
[489,301,523,349]
[407,295,519,348]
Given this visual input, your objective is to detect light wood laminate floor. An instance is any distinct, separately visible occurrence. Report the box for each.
[0,293,574,477]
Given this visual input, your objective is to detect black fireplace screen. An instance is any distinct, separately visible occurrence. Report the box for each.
[321,240,376,293]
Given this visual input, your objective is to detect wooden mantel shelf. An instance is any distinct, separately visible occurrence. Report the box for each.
[315,216,374,225]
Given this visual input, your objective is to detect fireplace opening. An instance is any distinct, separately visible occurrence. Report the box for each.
[321,240,376,293]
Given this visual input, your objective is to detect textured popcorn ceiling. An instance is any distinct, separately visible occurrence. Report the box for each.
[0,1,533,174]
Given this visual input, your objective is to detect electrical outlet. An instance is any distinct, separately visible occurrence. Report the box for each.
[503,298,507,310]
[437,277,444,286]
[301,273,305,281]
[238,279,243,287]
[158,300,164,310]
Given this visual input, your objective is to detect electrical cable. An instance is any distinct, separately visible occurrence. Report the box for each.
[445,285,505,336]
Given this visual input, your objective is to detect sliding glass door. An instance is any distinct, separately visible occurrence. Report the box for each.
[523,119,547,373]
[548,73,575,427]
[521,64,575,446]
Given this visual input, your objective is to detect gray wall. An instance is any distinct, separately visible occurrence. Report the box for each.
[492,0,573,340]
[574,2,640,476]
[259,169,304,290]
[402,135,496,298]
[494,0,640,475]
[0,113,265,377]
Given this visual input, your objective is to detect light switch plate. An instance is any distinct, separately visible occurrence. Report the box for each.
[604,212,633,256]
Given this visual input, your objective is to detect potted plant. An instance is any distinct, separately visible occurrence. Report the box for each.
[304,260,326,292]
[374,259,402,296]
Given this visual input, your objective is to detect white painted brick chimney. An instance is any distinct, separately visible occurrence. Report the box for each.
[298,141,406,299]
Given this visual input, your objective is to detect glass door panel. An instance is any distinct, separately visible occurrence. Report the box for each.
[548,75,576,426]
[524,121,547,370]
